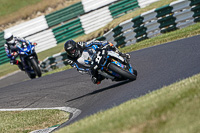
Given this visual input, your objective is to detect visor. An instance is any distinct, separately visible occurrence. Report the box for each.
[6,35,13,42]
[70,49,76,54]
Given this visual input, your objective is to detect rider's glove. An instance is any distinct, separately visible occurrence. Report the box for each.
[11,52,17,56]
[11,52,18,59]
[33,42,37,45]
[103,42,115,50]
[11,52,18,57]
[66,59,73,65]
[77,42,84,47]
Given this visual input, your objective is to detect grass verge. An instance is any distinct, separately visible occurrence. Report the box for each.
[42,65,72,77]
[0,109,69,133]
[55,73,200,133]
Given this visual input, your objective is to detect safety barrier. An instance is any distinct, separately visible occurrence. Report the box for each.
[96,0,200,48]
[138,0,160,8]
[0,32,9,65]
[52,18,85,44]
[80,6,113,34]
[82,0,119,13]
[26,29,57,53]
[109,0,139,18]
[45,2,85,28]
[4,16,49,37]
[40,52,68,72]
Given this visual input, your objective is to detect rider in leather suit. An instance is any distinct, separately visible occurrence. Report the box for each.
[64,39,130,84]
[4,33,37,72]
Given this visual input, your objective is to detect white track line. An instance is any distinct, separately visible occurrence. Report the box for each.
[0,70,20,80]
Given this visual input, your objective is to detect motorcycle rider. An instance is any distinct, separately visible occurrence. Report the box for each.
[64,39,130,84]
[4,32,38,72]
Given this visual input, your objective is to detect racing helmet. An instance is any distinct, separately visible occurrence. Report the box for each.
[64,40,81,58]
[4,33,15,44]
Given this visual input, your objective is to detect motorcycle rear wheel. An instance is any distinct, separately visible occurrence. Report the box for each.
[108,63,136,81]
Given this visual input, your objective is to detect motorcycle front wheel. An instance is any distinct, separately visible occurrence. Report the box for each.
[108,63,136,81]
[30,58,42,77]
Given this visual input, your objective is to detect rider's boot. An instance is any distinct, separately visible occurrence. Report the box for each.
[91,76,98,84]
[91,75,104,85]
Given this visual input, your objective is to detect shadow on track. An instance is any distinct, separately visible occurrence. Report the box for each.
[66,80,131,103]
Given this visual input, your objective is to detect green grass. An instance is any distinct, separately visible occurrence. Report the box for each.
[55,73,200,133]
[0,0,81,27]
[0,109,69,133]
[42,65,72,76]
[0,0,41,17]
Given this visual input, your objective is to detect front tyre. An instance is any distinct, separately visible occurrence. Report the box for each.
[26,71,36,79]
[30,58,42,77]
[108,63,136,81]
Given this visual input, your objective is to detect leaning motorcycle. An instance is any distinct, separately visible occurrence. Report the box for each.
[91,45,137,82]
[16,41,42,79]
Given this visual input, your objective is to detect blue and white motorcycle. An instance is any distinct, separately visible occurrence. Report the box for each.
[16,41,42,79]
[91,45,137,81]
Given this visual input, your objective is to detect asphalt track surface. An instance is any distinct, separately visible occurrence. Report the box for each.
[0,35,200,129]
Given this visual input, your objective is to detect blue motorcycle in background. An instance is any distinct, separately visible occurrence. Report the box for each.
[16,41,42,79]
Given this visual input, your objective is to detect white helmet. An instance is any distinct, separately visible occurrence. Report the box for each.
[4,33,15,44]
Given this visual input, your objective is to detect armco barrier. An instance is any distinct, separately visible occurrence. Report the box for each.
[80,6,113,34]
[26,29,57,53]
[96,0,199,48]
[40,52,68,72]
[138,0,160,8]
[82,0,119,12]
[109,0,139,18]
[52,18,85,44]
[0,32,9,65]
[4,16,49,37]
[45,2,85,28]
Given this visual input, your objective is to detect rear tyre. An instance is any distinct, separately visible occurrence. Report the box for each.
[108,63,136,81]
[30,58,42,77]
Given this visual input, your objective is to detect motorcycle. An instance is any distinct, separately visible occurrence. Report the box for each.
[91,45,137,82]
[16,41,42,79]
